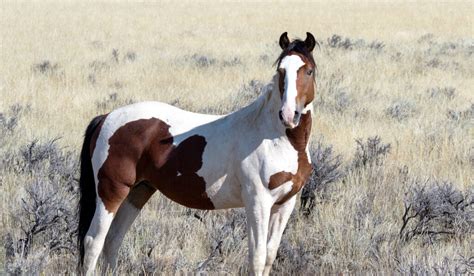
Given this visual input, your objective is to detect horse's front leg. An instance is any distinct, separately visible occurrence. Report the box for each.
[263,196,296,276]
[242,182,273,276]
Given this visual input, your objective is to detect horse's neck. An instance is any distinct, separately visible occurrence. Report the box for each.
[239,74,314,148]
[229,75,285,135]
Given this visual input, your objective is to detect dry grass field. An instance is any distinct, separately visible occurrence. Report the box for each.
[1,1,473,274]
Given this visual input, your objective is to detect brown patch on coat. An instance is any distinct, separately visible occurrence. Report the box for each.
[268,111,312,204]
[96,118,214,212]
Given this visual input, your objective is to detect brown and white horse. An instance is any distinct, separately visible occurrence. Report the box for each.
[78,32,317,275]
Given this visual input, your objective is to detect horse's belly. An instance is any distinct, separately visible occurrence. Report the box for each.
[150,171,242,210]
[205,174,244,209]
[154,175,216,210]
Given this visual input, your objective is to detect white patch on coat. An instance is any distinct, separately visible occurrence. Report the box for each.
[82,199,115,275]
[302,100,313,114]
[278,55,305,122]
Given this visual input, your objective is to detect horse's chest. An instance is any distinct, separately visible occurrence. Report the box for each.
[264,135,312,204]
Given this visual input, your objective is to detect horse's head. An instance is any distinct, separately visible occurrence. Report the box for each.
[276,32,317,129]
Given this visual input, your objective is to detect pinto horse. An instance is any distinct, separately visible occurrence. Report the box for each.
[78,32,317,275]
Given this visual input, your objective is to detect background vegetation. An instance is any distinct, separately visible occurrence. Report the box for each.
[1,1,473,274]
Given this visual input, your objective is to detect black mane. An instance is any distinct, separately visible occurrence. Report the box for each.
[274,39,316,68]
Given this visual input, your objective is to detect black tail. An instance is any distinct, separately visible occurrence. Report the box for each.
[78,115,105,267]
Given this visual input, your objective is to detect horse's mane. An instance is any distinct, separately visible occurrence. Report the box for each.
[274,39,316,75]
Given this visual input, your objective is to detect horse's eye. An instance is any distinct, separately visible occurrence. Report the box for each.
[307,69,313,76]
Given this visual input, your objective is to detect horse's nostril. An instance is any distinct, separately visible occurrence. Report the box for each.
[294,111,300,116]
[278,111,283,121]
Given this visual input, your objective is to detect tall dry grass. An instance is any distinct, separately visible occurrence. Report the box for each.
[1,2,473,274]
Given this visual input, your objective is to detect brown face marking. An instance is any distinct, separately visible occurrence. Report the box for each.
[97,118,214,212]
[278,68,285,98]
[268,111,312,204]
[295,62,315,107]
[292,52,315,108]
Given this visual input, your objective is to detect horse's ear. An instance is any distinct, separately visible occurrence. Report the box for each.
[279,32,290,50]
[304,32,316,52]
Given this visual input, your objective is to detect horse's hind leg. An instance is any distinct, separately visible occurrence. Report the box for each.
[82,177,130,275]
[102,181,157,273]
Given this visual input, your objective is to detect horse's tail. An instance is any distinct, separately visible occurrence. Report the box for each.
[78,115,105,267]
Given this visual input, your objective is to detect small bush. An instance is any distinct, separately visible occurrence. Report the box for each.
[300,142,344,216]
[89,60,110,73]
[112,49,120,63]
[400,181,473,243]
[327,34,384,51]
[5,177,77,274]
[333,91,352,113]
[196,210,247,272]
[222,57,242,67]
[96,92,135,112]
[32,61,60,75]
[428,86,456,100]
[124,51,137,63]
[4,138,79,274]
[15,139,78,184]
[385,100,417,121]
[189,54,217,68]
[0,103,30,136]
[397,256,474,275]
[352,136,391,169]
[235,79,264,104]
[327,35,358,50]
[448,103,474,121]
[273,239,316,274]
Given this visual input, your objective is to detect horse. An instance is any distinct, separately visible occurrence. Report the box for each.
[78,32,317,276]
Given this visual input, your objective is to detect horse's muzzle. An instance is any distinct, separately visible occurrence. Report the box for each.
[279,110,300,129]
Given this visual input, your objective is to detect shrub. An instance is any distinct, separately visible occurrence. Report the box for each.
[32,61,60,75]
[385,100,417,121]
[189,54,217,68]
[196,210,247,272]
[124,51,137,63]
[300,142,344,216]
[222,57,242,67]
[448,103,474,121]
[0,104,30,136]
[400,181,473,243]
[333,91,352,113]
[96,92,135,112]
[4,138,79,274]
[273,238,316,274]
[17,139,78,184]
[428,86,456,100]
[5,177,77,274]
[327,34,384,51]
[352,136,391,169]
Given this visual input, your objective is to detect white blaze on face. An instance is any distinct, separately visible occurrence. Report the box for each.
[279,55,305,127]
